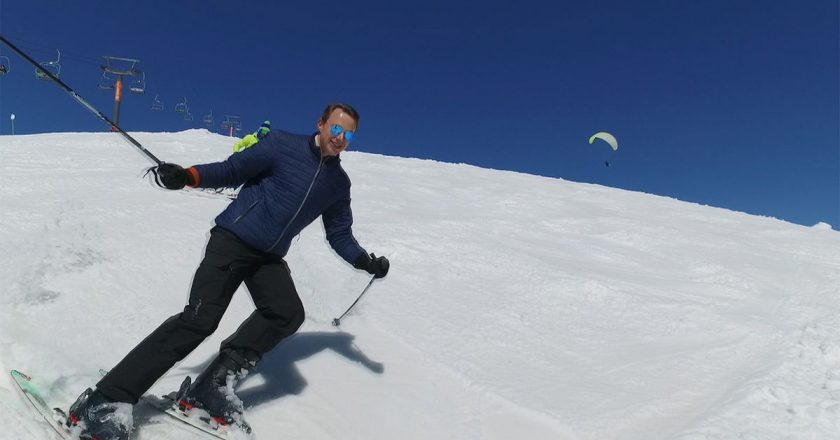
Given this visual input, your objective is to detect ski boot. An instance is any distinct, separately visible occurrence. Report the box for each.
[176,349,257,432]
[66,387,133,440]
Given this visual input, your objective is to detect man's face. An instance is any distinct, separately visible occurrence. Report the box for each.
[316,109,357,157]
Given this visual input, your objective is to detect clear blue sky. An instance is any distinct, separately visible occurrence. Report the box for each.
[0,0,837,227]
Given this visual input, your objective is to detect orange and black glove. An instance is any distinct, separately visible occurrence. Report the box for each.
[154,163,198,190]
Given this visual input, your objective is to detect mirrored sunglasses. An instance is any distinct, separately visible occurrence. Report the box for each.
[330,124,354,142]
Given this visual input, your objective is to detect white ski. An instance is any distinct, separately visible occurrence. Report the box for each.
[155,376,252,440]
[9,370,73,440]
[159,400,236,440]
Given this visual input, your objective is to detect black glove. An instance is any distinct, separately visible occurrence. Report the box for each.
[154,163,190,190]
[354,253,389,279]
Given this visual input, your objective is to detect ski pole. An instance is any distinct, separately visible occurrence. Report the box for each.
[0,36,162,165]
[332,275,377,327]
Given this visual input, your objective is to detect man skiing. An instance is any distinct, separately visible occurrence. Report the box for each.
[66,103,390,440]
[232,120,271,153]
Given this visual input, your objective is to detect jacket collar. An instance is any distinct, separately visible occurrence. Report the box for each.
[310,133,341,163]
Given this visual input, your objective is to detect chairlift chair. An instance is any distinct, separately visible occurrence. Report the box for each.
[0,56,9,75]
[222,115,242,135]
[184,106,194,122]
[151,94,164,111]
[129,71,145,94]
[35,50,61,80]
[233,118,242,133]
[203,110,214,128]
[174,96,187,113]
[97,71,114,90]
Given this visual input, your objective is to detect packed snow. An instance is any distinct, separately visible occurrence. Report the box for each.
[1,130,839,439]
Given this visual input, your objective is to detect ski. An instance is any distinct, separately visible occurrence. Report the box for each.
[102,369,248,439]
[155,376,252,440]
[188,187,238,201]
[159,400,237,440]
[13,369,250,439]
[102,368,251,439]
[9,370,73,439]
[148,376,248,440]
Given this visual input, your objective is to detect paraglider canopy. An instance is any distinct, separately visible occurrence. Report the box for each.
[588,131,618,151]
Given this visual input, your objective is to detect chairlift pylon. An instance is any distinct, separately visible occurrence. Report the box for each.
[151,94,164,111]
[221,115,243,136]
[101,56,139,75]
[35,49,61,80]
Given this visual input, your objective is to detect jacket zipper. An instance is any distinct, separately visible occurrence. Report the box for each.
[265,157,325,252]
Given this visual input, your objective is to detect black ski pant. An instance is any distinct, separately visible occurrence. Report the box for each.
[97,226,305,404]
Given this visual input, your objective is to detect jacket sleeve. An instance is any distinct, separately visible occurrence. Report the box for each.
[322,193,367,265]
[192,136,277,188]
[232,134,259,153]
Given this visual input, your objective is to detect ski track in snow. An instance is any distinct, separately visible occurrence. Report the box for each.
[1,130,839,439]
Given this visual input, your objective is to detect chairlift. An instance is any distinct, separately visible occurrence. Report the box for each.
[97,71,114,90]
[221,118,238,129]
[0,56,9,75]
[221,115,242,136]
[174,96,187,113]
[151,94,164,111]
[129,71,145,94]
[35,50,61,80]
[101,56,139,74]
[184,107,194,122]
[203,110,214,128]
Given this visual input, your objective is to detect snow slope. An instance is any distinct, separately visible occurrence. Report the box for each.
[1,130,839,440]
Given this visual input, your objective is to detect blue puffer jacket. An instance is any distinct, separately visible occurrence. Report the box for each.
[192,130,367,265]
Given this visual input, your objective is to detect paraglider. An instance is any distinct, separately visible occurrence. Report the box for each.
[589,131,618,150]
[589,131,618,167]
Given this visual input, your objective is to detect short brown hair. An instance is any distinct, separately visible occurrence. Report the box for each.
[320,103,360,126]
